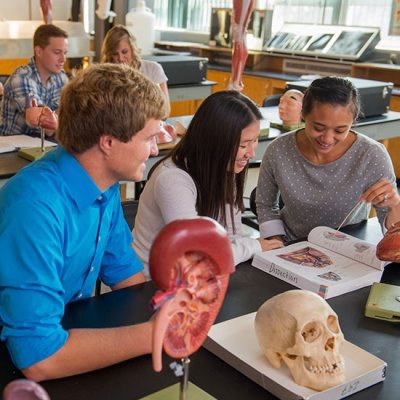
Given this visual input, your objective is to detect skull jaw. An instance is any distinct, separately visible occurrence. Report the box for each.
[282,354,346,391]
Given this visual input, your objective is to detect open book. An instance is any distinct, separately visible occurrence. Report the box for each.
[252,226,384,299]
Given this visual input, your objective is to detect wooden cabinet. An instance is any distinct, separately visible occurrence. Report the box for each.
[352,62,400,178]
[206,69,230,93]
[387,96,400,179]
[352,63,400,86]
[170,100,201,117]
[207,68,286,106]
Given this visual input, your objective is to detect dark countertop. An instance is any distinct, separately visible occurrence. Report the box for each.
[1,220,399,399]
[208,63,302,82]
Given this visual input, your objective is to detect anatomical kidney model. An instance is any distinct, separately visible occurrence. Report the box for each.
[254,290,346,391]
[278,89,304,126]
[149,217,235,373]
[376,220,400,262]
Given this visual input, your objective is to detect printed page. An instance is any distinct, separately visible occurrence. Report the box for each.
[0,140,16,153]
[0,135,57,150]
[263,240,380,289]
[308,226,383,270]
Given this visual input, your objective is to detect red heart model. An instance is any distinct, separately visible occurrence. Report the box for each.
[376,220,400,262]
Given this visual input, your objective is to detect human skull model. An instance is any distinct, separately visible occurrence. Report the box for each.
[254,290,345,391]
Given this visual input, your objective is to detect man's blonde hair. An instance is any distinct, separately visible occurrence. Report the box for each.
[57,63,166,153]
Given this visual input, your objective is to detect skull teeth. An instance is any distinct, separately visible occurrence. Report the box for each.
[305,360,344,374]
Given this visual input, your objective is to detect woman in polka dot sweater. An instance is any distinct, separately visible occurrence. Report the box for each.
[256,76,400,242]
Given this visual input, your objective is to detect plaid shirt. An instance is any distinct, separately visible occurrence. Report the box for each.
[0,58,68,136]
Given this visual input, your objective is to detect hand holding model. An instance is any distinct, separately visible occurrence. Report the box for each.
[25,98,57,136]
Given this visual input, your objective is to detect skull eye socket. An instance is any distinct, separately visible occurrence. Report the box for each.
[327,315,340,334]
[301,321,321,342]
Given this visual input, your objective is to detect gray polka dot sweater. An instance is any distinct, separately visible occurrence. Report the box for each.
[256,130,395,241]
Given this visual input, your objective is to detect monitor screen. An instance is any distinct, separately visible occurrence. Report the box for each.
[305,33,334,52]
[210,8,232,47]
[329,31,374,56]
[284,35,312,51]
[265,32,293,49]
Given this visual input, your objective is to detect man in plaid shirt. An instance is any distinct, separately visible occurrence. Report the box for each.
[0,24,69,137]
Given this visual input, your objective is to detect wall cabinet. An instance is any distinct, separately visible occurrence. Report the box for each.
[207,69,286,106]
[352,62,400,178]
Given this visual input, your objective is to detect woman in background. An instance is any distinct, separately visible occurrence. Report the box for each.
[102,25,175,141]
[133,90,283,278]
[256,76,400,242]
[102,24,171,115]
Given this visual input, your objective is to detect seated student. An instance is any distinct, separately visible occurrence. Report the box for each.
[0,24,69,137]
[0,63,166,381]
[256,76,400,242]
[133,90,283,279]
[101,25,170,116]
[101,25,176,142]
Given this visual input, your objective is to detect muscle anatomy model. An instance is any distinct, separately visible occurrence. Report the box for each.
[228,0,255,91]
[40,0,53,24]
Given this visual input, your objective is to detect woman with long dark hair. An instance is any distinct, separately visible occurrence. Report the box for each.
[133,90,283,278]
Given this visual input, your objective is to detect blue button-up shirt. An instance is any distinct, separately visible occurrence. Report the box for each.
[0,147,143,368]
[0,57,68,136]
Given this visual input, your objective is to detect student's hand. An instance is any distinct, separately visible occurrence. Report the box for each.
[162,122,177,140]
[156,122,177,144]
[360,178,400,209]
[25,106,43,128]
[39,107,58,135]
[257,237,284,252]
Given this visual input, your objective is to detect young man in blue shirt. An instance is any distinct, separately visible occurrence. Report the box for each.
[0,63,165,381]
[0,24,69,137]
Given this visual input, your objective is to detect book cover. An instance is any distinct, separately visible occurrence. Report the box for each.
[204,313,386,400]
[252,226,384,299]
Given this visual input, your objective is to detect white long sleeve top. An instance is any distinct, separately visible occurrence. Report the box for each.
[132,159,261,279]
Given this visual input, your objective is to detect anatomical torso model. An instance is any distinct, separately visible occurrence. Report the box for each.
[228,0,255,91]
[149,218,235,373]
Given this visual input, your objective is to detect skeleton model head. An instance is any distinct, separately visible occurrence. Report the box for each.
[278,89,304,125]
[254,290,345,391]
